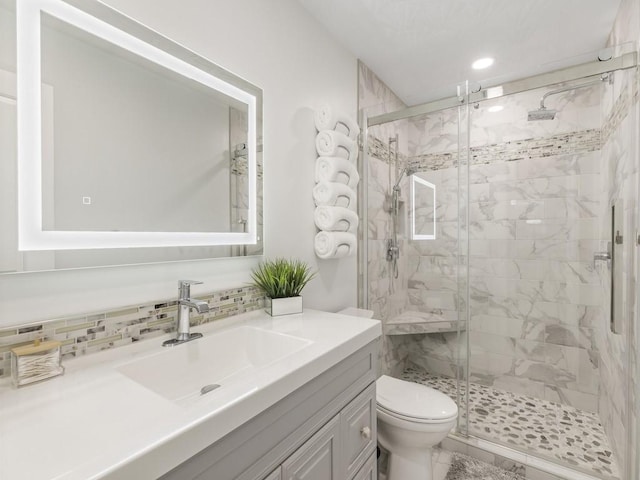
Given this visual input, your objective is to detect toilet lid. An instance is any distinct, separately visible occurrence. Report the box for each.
[376,375,458,421]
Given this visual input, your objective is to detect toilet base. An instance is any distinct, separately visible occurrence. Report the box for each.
[387,446,433,480]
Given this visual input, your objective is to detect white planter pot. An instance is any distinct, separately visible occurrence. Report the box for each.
[265,296,303,316]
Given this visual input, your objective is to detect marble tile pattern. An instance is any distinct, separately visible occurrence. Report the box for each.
[605,5,640,476]
[0,286,264,378]
[399,76,612,415]
[595,60,639,476]
[360,56,638,476]
[407,85,601,158]
[359,61,414,376]
[402,365,620,479]
[384,309,465,335]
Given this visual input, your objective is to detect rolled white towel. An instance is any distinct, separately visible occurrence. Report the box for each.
[313,181,357,210]
[315,231,356,259]
[314,105,360,140]
[314,205,359,233]
[316,130,357,162]
[315,157,360,190]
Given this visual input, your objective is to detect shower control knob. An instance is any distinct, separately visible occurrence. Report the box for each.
[360,426,371,440]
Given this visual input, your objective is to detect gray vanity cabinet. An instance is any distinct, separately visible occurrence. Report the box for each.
[350,454,376,480]
[263,469,282,480]
[281,415,341,479]
[160,340,379,480]
[340,384,376,478]
[268,383,376,480]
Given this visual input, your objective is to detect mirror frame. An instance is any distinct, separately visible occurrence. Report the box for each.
[410,174,436,241]
[17,0,261,250]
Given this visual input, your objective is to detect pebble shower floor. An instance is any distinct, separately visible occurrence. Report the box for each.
[402,364,620,479]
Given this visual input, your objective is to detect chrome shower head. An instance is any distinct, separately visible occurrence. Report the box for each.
[527,107,557,121]
[393,167,416,189]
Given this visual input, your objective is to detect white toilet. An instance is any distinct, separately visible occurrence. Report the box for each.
[376,375,458,480]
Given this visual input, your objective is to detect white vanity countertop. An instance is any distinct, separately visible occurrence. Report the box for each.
[0,309,381,480]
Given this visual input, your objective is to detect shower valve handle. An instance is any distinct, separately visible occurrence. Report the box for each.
[593,251,611,268]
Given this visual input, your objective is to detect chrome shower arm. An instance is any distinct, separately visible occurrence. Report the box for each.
[539,78,604,110]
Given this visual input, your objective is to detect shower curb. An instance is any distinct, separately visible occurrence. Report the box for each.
[443,434,606,480]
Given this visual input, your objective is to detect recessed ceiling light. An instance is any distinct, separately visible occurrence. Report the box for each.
[488,105,503,113]
[472,57,494,70]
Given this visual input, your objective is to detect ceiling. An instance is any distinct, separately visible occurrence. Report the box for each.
[298,0,623,106]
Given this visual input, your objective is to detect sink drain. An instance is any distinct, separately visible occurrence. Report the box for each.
[200,384,221,395]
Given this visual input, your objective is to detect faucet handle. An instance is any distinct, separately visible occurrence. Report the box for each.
[178,280,203,298]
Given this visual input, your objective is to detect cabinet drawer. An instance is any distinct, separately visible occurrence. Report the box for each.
[340,383,376,478]
[262,467,282,480]
[351,451,376,480]
[282,415,340,480]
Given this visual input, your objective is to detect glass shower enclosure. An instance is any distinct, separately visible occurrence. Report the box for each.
[359,50,638,480]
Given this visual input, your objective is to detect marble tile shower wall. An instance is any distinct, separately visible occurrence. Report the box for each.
[402,85,607,413]
[359,61,414,376]
[0,286,264,378]
[604,3,640,477]
[596,66,638,472]
[359,63,638,480]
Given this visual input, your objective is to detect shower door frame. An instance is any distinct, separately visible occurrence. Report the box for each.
[367,52,637,127]
[360,51,639,479]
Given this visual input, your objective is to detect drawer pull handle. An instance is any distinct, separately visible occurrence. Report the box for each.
[360,426,371,440]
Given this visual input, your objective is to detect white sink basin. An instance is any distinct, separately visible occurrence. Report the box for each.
[117,326,312,406]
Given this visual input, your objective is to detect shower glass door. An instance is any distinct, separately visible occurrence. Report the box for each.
[361,81,471,436]
[461,64,637,479]
[360,54,637,480]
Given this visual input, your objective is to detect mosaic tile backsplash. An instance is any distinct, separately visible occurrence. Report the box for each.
[0,286,264,379]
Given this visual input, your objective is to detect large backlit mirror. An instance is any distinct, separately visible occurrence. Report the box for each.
[0,0,263,273]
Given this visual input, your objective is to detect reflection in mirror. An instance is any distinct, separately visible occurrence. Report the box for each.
[40,13,246,234]
[411,174,436,240]
[0,0,263,273]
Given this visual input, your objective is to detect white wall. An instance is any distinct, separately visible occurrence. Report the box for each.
[0,0,358,326]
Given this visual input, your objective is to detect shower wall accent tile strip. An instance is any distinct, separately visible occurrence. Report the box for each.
[367,135,408,165]
[372,129,601,172]
[0,286,264,379]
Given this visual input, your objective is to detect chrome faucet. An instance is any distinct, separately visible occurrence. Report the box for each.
[162,280,210,347]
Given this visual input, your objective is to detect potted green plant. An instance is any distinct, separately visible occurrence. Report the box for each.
[251,258,316,316]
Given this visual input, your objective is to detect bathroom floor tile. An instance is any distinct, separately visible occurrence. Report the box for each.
[439,451,525,480]
[402,365,619,479]
[379,448,524,480]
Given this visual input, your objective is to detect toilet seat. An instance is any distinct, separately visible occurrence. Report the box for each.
[377,403,457,425]
[376,375,458,422]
